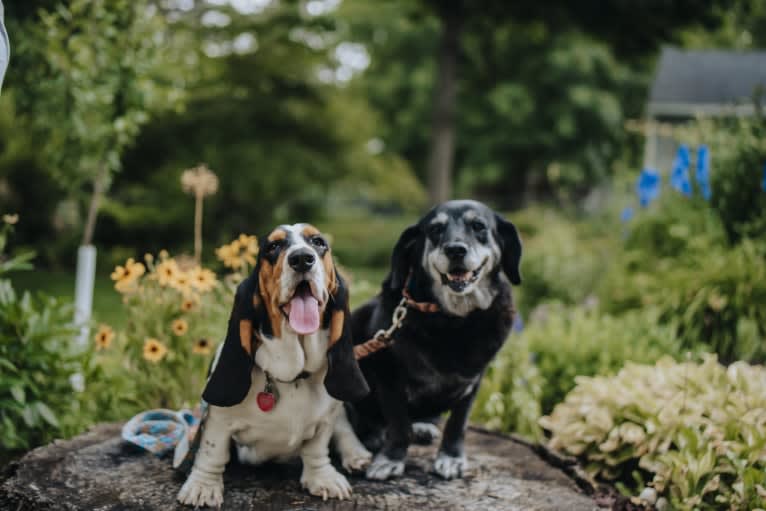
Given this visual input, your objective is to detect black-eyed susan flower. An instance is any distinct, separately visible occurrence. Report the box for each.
[181,298,195,312]
[190,267,217,293]
[143,338,168,363]
[172,318,189,336]
[156,258,180,287]
[93,324,115,350]
[111,258,146,292]
[193,338,213,355]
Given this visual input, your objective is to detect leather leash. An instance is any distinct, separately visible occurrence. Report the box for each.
[353,273,440,360]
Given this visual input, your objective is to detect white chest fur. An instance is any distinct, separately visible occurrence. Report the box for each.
[225,367,341,463]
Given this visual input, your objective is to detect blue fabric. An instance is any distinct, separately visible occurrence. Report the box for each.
[122,404,207,472]
[0,1,8,93]
[696,145,711,200]
[637,168,661,207]
[670,145,692,197]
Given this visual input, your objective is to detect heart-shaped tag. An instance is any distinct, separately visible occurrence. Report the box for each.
[257,391,276,412]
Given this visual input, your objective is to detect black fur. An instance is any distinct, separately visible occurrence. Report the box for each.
[348,200,522,470]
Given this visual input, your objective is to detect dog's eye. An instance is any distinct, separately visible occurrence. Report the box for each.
[266,240,285,253]
[471,220,487,233]
[428,223,445,237]
[310,236,326,249]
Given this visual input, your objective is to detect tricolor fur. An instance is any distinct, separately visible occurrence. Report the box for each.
[178,224,371,508]
[347,200,522,481]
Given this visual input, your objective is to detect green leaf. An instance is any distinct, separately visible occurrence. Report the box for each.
[35,402,60,427]
[10,385,25,403]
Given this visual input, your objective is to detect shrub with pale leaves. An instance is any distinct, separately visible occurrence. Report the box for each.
[539,355,766,510]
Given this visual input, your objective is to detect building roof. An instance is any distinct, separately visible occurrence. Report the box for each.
[648,47,766,117]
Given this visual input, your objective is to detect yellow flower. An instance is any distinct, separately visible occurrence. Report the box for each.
[172,318,189,336]
[189,267,217,293]
[159,249,169,260]
[143,338,168,363]
[93,324,115,350]
[3,213,19,225]
[155,259,180,287]
[171,271,192,294]
[181,298,195,312]
[193,338,213,355]
[216,235,258,269]
[144,253,154,264]
[111,258,146,293]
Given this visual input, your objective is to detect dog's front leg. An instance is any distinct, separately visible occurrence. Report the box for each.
[333,406,372,472]
[365,372,410,480]
[433,376,482,479]
[178,409,232,508]
[300,411,352,500]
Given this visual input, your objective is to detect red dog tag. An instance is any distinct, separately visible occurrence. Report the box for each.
[256,391,276,412]
[257,374,278,412]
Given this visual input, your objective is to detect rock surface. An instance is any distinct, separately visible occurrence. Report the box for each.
[1,423,601,510]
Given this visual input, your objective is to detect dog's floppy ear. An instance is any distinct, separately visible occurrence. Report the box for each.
[202,274,258,406]
[324,271,369,402]
[389,223,421,290]
[494,213,523,285]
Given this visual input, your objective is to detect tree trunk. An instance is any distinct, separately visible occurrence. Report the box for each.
[81,166,108,246]
[427,6,462,205]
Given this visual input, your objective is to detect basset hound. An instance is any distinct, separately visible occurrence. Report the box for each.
[178,224,372,508]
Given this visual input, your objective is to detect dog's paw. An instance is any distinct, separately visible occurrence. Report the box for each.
[340,444,372,473]
[301,466,352,500]
[412,422,441,445]
[177,470,224,508]
[433,451,467,480]
[365,453,405,480]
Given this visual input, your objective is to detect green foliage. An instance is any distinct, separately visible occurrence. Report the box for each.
[678,112,766,244]
[601,238,766,364]
[540,356,766,510]
[0,220,80,457]
[12,0,187,195]
[474,307,684,439]
[513,208,613,310]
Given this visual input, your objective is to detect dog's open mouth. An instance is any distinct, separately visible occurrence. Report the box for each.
[440,260,487,292]
[281,281,321,335]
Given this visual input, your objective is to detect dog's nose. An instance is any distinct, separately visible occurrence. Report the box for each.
[288,250,316,273]
[444,242,468,261]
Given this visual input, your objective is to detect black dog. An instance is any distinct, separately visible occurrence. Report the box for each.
[348,200,522,480]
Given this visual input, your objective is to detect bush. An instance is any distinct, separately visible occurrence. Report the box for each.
[540,355,766,511]
[600,239,766,364]
[0,217,81,460]
[474,306,684,439]
[679,112,766,243]
[513,208,614,310]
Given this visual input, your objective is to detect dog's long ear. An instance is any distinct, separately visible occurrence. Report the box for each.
[202,274,258,406]
[324,271,369,402]
[494,214,523,285]
[389,223,421,290]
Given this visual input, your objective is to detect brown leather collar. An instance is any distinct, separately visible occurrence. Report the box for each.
[402,285,440,313]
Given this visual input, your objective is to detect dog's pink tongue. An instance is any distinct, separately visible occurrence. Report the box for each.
[288,293,320,335]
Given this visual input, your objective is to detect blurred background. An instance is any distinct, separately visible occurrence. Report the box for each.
[1,1,766,508]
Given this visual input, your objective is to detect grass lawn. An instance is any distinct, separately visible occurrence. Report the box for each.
[9,269,125,328]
